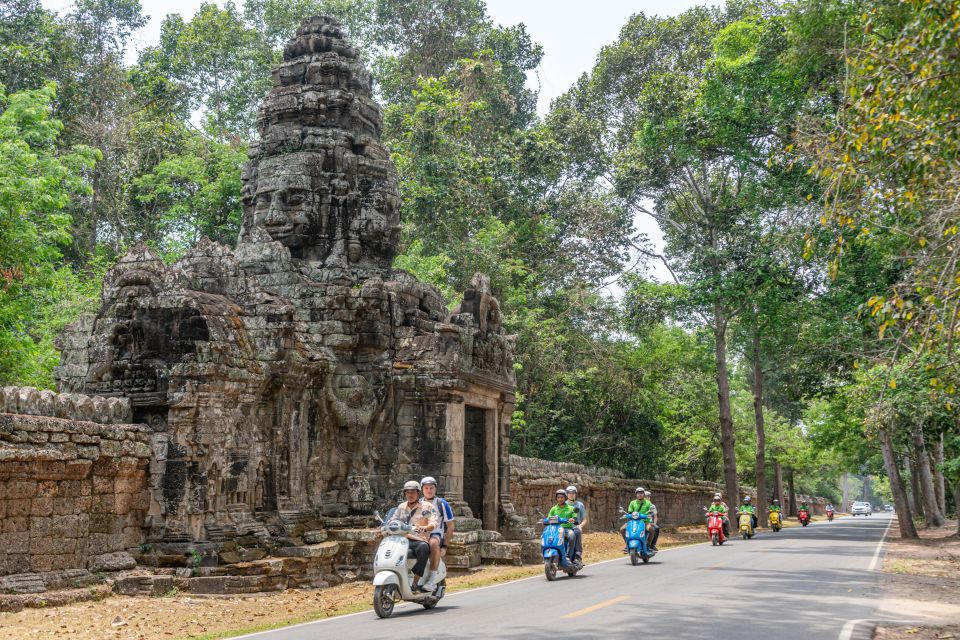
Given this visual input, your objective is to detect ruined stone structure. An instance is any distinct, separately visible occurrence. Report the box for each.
[53,15,524,557]
[0,389,149,583]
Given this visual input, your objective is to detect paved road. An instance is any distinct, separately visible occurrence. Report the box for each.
[237,513,893,640]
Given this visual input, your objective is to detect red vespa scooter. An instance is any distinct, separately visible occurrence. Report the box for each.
[706,509,726,546]
[798,508,811,526]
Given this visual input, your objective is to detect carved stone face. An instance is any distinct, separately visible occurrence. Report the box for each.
[249,154,323,248]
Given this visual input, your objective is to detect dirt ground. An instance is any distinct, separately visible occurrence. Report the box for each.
[0,529,704,640]
[875,519,960,640]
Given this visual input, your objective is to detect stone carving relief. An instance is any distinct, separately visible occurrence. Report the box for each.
[52,15,517,547]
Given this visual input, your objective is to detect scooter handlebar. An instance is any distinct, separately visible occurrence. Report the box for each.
[381,520,415,534]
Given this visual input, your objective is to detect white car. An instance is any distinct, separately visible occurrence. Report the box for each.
[851,501,872,516]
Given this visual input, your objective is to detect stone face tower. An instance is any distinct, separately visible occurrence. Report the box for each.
[240,16,400,272]
[54,16,527,557]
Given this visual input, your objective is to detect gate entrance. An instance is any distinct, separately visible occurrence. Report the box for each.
[463,406,486,523]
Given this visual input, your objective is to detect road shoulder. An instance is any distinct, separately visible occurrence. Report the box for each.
[872,519,960,639]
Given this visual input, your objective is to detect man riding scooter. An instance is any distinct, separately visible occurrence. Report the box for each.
[565,485,587,562]
[621,487,653,553]
[769,498,783,531]
[646,490,660,551]
[548,489,578,562]
[708,493,730,537]
[420,476,454,593]
[739,495,758,529]
[389,480,438,590]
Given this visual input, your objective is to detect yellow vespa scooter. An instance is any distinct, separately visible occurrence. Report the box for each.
[769,509,782,532]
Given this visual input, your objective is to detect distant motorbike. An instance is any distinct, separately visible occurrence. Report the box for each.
[541,515,582,580]
[371,509,446,618]
[798,508,811,527]
[738,511,755,540]
[620,508,655,565]
[826,507,834,522]
[769,510,782,532]
[705,508,726,546]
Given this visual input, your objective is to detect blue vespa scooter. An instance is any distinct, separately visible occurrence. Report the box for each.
[620,508,655,565]
[540,515,582,581]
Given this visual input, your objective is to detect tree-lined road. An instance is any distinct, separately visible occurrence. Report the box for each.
[237,514,892,640]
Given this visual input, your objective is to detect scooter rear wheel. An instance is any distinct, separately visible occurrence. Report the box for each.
[373,584,397,619]
[630,549,639,566]
[544,558,557,581]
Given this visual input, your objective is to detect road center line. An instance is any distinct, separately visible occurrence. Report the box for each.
[561,595,630,619]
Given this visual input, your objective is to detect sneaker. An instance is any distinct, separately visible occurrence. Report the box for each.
[422,575,437,593]
[622,547,629,554]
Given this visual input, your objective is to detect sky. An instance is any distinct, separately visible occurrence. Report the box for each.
[39,0,716,284]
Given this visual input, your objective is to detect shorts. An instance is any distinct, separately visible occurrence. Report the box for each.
[430,531,447,548]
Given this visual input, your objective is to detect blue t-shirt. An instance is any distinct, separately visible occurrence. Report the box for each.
[568,500,586,524]
[428,497,455,536]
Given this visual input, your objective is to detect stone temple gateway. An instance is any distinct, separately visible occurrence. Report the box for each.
[40,15,532,575]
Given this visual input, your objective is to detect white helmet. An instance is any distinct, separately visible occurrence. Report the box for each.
[713,493,722,500]
[743,495,751,503]
[420,476,437,487]
[403,480,421,492]
[635,487,645,494]
[555,488,568,497]
[565,485,578,494]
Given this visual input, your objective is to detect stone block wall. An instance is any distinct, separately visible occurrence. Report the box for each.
[509,455,724,530]
[509,455,827,531]
[0,388,151,578]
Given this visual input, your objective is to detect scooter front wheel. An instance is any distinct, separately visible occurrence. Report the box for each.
[544,558,557,581]
[711,533,719,546]
[630,549,639,566]
[373,584,397,619]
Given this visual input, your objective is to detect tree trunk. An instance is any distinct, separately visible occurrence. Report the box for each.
[954,482,960,538]
[907,455,921,517]
[841,472,850,512]
[787,468,797,517]
[713,306,739,509]
[913,423,946,526]
[933,432,946,516]
[880,426,919,539]
[774,459,784,506]
[752,332,767,527]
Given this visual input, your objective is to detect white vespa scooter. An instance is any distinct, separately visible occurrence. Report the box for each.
[372,509,447,618]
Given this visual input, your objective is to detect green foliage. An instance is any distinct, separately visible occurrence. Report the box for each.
[0,83,99,386]
[133,134,246,259]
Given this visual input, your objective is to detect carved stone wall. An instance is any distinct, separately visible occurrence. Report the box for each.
[50,15,520,554]
[0,388,150,578]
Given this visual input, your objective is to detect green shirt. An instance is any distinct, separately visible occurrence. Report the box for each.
[769,505,782,512]
[548,503,577,528]
[739,504,756,514]
[707,503,727,514]
[627,498,652,515]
